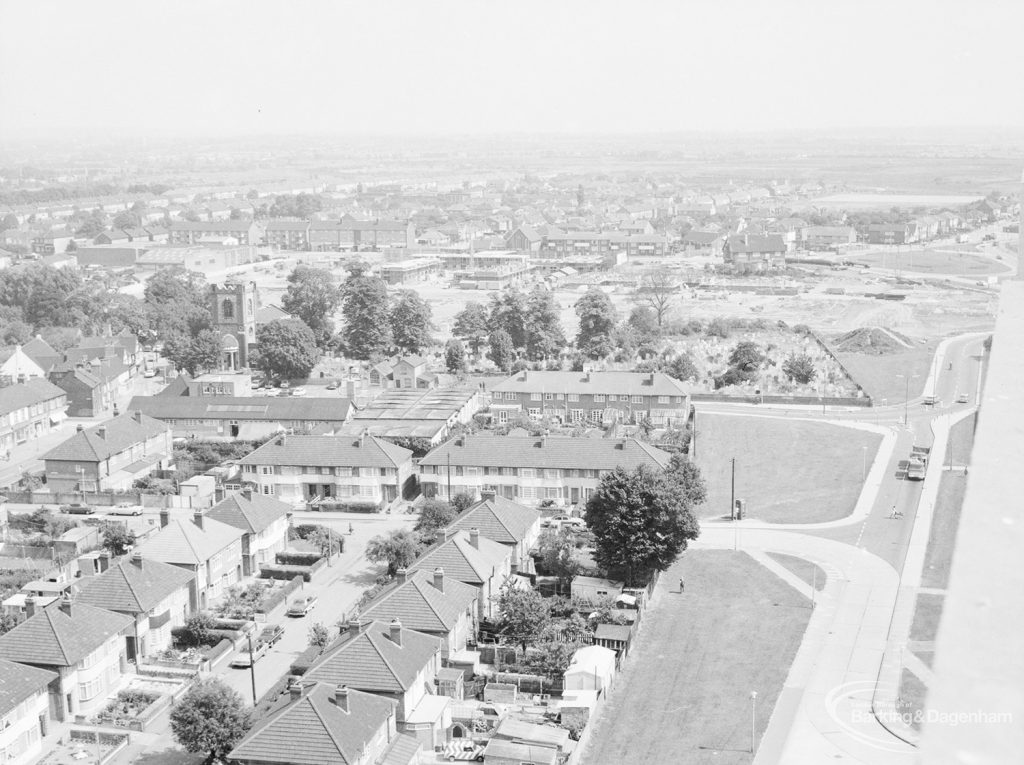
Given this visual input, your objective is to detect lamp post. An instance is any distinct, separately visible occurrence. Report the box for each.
[862,445,868,481]
[895,374,918,425]
[750,691,758,754]
[246,634,257,706]
[730,458,736,520]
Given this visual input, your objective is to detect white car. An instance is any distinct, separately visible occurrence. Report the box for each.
[109,503,143,516]
[290,387,307,397]
[957,393,969,404]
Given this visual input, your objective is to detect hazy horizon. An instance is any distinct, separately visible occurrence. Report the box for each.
[2,0,1023,142]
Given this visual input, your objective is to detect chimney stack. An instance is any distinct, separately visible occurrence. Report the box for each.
[397,568,409,584]
[288,676,303,701]
[435,528,448,544]
[58,594,72,618]
[98,551,111,572]
[469,528,480,549]
[480,489,496,501]
[193,511,204,530]
[520,371,527,381]
[24,595,37,618]
[96,427,106,440]
[133,411,143,424]
[347,619,362,637]
[432,567,445,594]
[131,553,143,570]
[241,488,253,501]
[159,509,170,528]
[389,618,403,647]
[334,685,349,713]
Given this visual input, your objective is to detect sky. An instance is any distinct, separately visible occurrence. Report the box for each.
[1,0,1022,139]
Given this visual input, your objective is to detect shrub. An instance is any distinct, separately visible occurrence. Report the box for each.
[259,564,314,582]
[275,552,323,566]
[315,501,379,514]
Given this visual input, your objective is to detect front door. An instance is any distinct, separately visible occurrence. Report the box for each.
[571,487,580,504]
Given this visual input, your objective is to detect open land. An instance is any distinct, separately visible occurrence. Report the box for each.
[766,552,826,591]
[583,550,811,765]
[693,413,881,523]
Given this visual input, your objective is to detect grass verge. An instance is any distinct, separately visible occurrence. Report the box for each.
[584,550,811,765]
[909,593,944,642]
[833,343,938,405]
[693,413,881,523]
[766,552,826,591]
[899,668,929,732]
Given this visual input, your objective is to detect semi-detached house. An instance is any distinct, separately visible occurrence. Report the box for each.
[0,379,68,457]
[238,434,414,507]
[73,553,194,660]
[0,659,57,765]
[207,490,291,577]
[418,435,671,507]
[0,598,132,723]
[489,370,690,427]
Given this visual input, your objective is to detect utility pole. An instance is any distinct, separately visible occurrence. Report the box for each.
[446,452,452,501]
[730,458,736,520]
[750,691,758,754]
[246,634,257,706]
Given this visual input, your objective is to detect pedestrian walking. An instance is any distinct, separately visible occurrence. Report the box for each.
[679,578,685,593]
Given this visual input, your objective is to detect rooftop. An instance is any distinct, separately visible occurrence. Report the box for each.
[41,412,168,463]
[239,434,412,469]
[490,370,690,397]
[419,435,672,471]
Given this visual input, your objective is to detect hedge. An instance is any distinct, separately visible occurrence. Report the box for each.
[255,576,304,615]
[314,501,380,514]
[201,639,233,663]
[276,552,323,566]
[260,564,314,582]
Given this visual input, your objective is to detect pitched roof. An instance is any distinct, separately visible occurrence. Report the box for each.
[0,601,132,667]
[238,435,412,469]
[482,739,557,765]
[490,370,690,397]
[726,234,788,254]
[134,516,243,566]
[0,659,56,714]
[419,435,672,472]
[21,335,59,364]
[448,497,539,546]
[229,682,396,765]
[207,491,291,534]
[359,570,477,634]
[408,530,510,586]
[127,395,353,423]
[304,621,440,694]
[41,412,168,463]
[74,557,194,614]
[0,378,66,418]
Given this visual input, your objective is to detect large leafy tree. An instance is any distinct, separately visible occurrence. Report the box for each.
[728,341,765,373]
[169,679,251,761]
[281,266,342,347]
[782,353,817,384]
[445,339,467,374]
[574,288,617,359]
[0,263,84,328]
[340,273,391,359]
[414,499,458,535]
[584,464,702,586]
[144,267,211,340]
[452,302,489,356]
[164,329,223,376]
[254,319,321,380]
[487,329,515,372]
[365,529,423,576]
[537,528,581,593]
[488,289,528,350]
[390,290,433,355]
[667,352,699,382]
[496,585,551,651]
[524,287,566,361]
[100,522,137,556]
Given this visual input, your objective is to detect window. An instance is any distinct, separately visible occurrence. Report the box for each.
[631,395,643,403]
[530,393,542,401]
[221,299,234,319]
[658,396,670,404]
[593,394,605,403]
[262,485,274,495]
[466,467,480,476]
[360,485,374,497]
[78,677,103,702]
[570,409,584,422]
[528,408,540,418]
[607,394,617,402]
[544,393,554,401]
[556,393,564,400]
[590,410,602,422]
[545,468,559,479]
[337,467,352,477]
[568,393,580,402]
[260,466,272,475]
[520,468,535,478]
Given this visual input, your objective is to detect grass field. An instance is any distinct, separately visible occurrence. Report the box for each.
[909,593,945,642]
[944,413,977,468]
[692,414,881,523]
[921,473,968,591]
[833,343,938,405]
[583,550,810,765]
[849,249,1009,276]
[767,552,826,591]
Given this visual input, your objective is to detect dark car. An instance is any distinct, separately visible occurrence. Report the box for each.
[60,503,95,515]
[258,625,284,647]
[287,595,318,617]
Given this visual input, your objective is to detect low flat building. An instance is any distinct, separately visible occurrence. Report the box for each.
[349,386,483,445]
[126,394,353,439]
[167,220,264,246]
[419,435,672,507]
[380,258,441,286]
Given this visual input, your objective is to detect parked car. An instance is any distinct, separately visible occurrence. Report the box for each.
[290,387,307,397]
[443,741,485,762]
[143,369,156,378]
[287,595,318,617]
[957,393,969,403]
[258,625,284,647]
[553,515,586,529]
[109,503,143,516]
[326,382,339,391]
[229,641,270,668]
[60,503,94,515]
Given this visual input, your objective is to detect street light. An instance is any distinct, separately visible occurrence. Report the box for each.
[750,691,758,754]
[862,445,868,481]
[894,374,919,425]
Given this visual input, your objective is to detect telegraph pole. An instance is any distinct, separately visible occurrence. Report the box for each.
[247,635,257,705]
[730,458,736,520]
[446,452,452,501]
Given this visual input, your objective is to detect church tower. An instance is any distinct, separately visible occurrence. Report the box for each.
[209,282,257,370]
